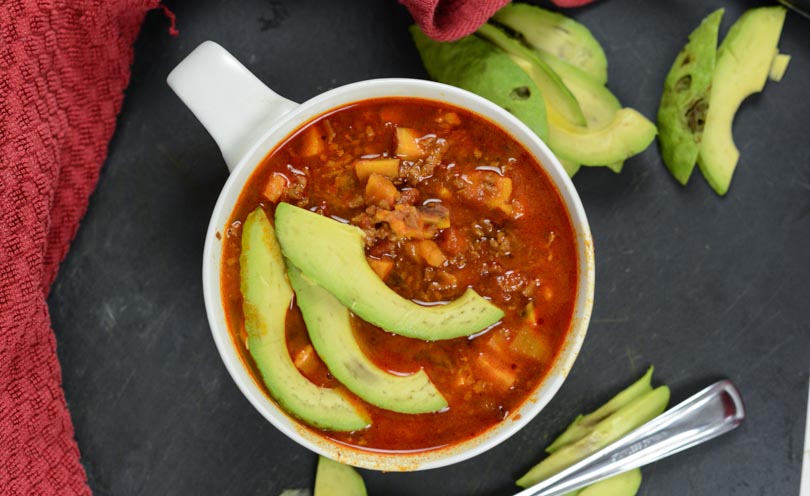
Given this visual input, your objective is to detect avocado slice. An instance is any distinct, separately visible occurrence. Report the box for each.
[476,23,587,127]
[547,367,654,453]
[240,208,370,432]
[657,9,723,186]
[491,3,608,84]
[516,386,670,488]
[769,52,790,82]
[697,6,786,195]
[410,25,549,141]
[314,456,367,496]
[275,203,504,341]
[545,106,657,166]
[574,469,642,496]
[538,53,625,173]
[287,264,448,414]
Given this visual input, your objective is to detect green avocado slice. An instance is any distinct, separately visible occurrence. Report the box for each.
[546,107,656,166]
[410,25,549,141]
[547,367,654,453]
[516,386,670,488]
[491,3,608,84]
[538,53,624,173]
[697,6,786,195]
[657,9,723,186]
[476,23,587,127]
[274,203,504,341]
[287,264,448,414]
[574,469,642,496]
[240,208,370,432]
[314,456,367,496]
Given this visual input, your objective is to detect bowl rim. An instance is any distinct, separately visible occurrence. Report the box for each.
[201,77,595,471]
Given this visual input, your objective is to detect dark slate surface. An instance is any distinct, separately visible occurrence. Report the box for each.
[48,0,810,494]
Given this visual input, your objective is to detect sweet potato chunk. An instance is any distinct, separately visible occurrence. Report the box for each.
[365,173,399,208]
[457,171,514,214]
[367,257,394,280]
[416,240,447,267]
[299,125,326,157]
[262,173,289,203]
[355,158,401,181]
[396,127,424,160]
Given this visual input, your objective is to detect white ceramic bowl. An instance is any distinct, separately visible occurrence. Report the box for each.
[168,41,594,472]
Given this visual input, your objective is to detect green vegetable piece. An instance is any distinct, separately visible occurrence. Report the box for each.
[559,158,581,178]
[275,203,504,341]
[573,469,642,496]
[239,208,370,432]
[547,367,654,453]
[538,53,624,173]
[657,9,724,186]
[287,264,448,414]
[546,107,657,166]
[476,23,587,127]
[314,456,367,496]
[698,6,787,195]
[410,25,549,141]
[769,52,790,82]
[492,3,608,84]
[516,386,670,488]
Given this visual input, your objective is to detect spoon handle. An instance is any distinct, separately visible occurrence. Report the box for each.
[516,380,746,496]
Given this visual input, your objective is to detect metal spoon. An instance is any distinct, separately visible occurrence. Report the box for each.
[515,380,746,496]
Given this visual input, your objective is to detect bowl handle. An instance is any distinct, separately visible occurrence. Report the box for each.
[167,41,299,172]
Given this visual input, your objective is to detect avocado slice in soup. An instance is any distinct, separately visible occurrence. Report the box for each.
[240,207,370,431]
[287,263,448,414]
[274,202,504,341]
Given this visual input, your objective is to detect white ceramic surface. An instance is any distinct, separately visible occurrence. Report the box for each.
[167,40,595,472]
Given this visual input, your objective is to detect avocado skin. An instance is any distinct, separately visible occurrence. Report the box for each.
[410,25,549,141]
[697,6,786,195]
[240,208,370,431]
[491,3,608,84]
[657,9,723,186]
[314,456,367,496]
[287,264,448,414]
[275,203,503,341]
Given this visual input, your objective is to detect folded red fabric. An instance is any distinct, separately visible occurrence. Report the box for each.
[0,1,159,493]
[399,0,596,41]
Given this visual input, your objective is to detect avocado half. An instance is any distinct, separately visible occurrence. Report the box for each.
[287,264,448,414]
[275,203,503,341]
[240,208,370,431]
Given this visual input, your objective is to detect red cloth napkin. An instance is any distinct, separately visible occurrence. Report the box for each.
[400,0,596,41]
[0,1,161,493]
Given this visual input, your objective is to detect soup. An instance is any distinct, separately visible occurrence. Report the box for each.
[220,97,578,452]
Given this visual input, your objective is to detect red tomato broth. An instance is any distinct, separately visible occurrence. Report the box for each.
[220,97,578,452]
